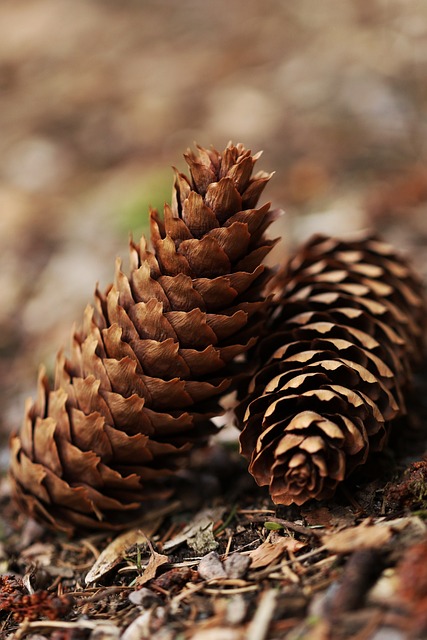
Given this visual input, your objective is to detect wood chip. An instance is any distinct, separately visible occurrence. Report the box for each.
[248,534,306,569]
[322,521,393,554]
[85,519,162,584]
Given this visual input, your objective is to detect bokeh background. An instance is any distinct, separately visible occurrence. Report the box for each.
[2,0,427,466]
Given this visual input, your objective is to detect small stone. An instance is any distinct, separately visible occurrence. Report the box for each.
[224,553,251,579]
[198,551,227,580]
[129,587,161,608]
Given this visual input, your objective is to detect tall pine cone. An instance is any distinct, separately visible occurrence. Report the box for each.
[239,234,425,506]
[10,143,277,534]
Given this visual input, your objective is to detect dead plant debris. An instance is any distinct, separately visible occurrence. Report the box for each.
[2,442,427,640]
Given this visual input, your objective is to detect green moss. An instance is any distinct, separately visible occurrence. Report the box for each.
[116,168,172,239]
[408,477,427,506]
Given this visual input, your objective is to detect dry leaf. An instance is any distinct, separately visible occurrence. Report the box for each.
[85,519,161,584]
[302,504,356,529]
[135,549,169,586]
[248,533,305,569]
[89,623,121,640]
[128,588,161,607]
[322,521,393,554]
[383,516,427,536]
[163,506,225,553]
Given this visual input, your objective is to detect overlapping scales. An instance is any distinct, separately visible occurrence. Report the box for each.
[10,143,278,534]
[239,234,425,506]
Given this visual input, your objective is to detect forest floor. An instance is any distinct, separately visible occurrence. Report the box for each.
[3,2,427,639]
[2,396,427,640]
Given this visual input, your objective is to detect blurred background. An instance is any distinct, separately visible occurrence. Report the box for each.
[2,0,427,464]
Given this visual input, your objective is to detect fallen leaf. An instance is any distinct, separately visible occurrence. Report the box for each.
[302,504,356,529]
[163,506,225,553]
[382,516,427,536]
[89,623,121,640]
[135,549,169,586]
[322,521,393,554]
[44,566,75,578]
[150,566,193,592]
[248,534,306,569]
[85,519,162,585]
[264,521,285,531]
[301,506,334,528]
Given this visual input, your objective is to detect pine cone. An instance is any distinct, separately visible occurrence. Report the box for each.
[10,143,277,534]
[239,234,425,506]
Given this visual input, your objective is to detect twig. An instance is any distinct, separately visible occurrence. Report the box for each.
[204,584,259,595]
[246,589,278,640]
[12,619,118,640]
[171,581,206,604]
[81,538,101,560]
[77,585,134,603]
[251,546,328,580]
[224,533,234,557]
[327,549,384,618]
[249,515,324,539]
[238,509,276,514]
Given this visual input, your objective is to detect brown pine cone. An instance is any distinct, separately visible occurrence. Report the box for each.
[10,143,277,534]
[239,234,425,506]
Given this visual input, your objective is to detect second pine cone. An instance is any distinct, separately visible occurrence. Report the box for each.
[239,234,425,506]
